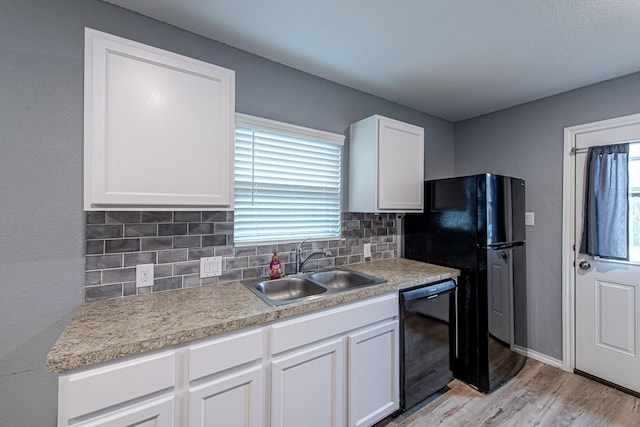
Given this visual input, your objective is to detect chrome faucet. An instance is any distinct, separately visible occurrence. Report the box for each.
[296,238,332,273]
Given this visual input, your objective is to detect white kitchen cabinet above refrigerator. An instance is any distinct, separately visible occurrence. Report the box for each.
[83,28,235,211]
[349,115,424,213]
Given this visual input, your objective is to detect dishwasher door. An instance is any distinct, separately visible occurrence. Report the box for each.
[400,279,456,411]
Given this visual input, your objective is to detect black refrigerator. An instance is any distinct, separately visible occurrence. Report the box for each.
[404,173,527,393]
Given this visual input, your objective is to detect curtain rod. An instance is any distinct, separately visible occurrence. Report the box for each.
[570,147,588,154]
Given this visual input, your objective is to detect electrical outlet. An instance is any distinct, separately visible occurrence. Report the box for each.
[200,256,222,278]
[136,263,154,288]
[364,243,372,258]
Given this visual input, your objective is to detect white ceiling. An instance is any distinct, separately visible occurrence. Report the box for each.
[104,0,640,122]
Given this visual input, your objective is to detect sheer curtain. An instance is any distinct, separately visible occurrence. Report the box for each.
[580,143,629,260]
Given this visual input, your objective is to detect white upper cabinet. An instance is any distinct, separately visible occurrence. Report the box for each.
[84,28,235,211]
[349,115,424,213]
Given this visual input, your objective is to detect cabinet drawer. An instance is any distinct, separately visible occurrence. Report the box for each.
[188,328,262,381]
[59,351,175,420]
[270,293,398,355]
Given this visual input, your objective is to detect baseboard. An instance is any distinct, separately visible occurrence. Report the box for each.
[514,345,564,369]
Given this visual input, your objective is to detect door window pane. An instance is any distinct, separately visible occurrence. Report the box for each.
[630,142,640,262]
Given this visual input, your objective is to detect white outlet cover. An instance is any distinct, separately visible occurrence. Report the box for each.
[364,243,372,258]
[201,256,222,278]
[136,263,154,288]
[525,211,535,226]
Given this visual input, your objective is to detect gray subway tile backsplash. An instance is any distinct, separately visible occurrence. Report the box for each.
[84,211,398,301]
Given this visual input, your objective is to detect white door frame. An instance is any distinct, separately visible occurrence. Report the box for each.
[561,112,640,371]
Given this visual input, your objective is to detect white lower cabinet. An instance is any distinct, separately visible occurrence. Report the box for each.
[58,294,399,427]
[187,328,264,427]
[348,321,399,427]
[268,293,399,427]
[189,365,262,427]
[271,339,344,427]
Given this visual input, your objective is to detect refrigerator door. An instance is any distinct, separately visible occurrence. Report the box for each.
[481,175,526,246]
[487,247,513,345]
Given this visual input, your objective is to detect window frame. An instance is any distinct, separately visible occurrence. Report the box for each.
[233,113,345,246]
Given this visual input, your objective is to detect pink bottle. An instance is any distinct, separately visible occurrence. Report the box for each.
[269,251,283,280]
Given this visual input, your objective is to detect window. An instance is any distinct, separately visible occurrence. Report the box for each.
[234,114,344,244]
[630,142,640,261]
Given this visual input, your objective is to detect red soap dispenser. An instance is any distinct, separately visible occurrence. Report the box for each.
[269,250,283,280]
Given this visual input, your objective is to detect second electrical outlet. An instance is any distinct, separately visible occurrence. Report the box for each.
[200,256,222,278]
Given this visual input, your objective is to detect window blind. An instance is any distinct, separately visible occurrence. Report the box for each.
[234,114,344,244]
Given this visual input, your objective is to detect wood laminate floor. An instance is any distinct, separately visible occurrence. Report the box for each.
[377,359,640,427]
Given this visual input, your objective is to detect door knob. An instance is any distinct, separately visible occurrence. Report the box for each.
[501,251,508,260]
[579,260,591,270]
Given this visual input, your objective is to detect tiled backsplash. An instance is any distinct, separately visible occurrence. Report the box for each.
[84,211,397,301]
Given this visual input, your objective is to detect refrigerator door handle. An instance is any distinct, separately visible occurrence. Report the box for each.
[487,241,525,250]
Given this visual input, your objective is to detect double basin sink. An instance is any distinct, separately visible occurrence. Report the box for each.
[242,267,387,306]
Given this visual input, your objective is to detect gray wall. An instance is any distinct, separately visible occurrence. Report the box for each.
[0,1,453,425]
[454,72,640,360]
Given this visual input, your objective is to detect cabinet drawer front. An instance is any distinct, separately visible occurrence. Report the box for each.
[270,293,398,354]
[61,351,175,420]
[188,328,262,381]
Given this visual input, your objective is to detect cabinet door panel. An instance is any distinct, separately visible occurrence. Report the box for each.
[189,365,262,427]
[84,28,234,210]
[377,119,424,211]
[348,320,399,427]
[271,339,344,427]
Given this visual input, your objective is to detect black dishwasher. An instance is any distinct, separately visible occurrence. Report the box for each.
[399,279,456,411]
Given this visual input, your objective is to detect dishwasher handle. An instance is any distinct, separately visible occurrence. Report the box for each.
[401,279,456,301]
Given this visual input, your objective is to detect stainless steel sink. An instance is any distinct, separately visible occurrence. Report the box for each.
[242,267,387,306]
[307,269,387,290]
[246,276,327,305]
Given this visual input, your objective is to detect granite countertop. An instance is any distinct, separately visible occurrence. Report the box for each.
[47,258,459,373]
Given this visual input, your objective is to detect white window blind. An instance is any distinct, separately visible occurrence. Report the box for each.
[234,114,344,244]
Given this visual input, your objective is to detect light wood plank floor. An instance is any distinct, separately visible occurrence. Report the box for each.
[377,359,640,426]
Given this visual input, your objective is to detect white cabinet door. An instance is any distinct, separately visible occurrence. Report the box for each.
[348,320,399,427]
[271,339,344,427]
[349,115,423,213]
[84,28,235,210]
[76,396,174,427]
[377,117,424,211]
[189,365,262,427]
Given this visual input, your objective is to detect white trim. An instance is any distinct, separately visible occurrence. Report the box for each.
[235,113,345,145]
[561,112,640,373]
[514,345,564,370]
[561,125,576,372]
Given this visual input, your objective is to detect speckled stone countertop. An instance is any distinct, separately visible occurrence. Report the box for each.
[47,258,458,373]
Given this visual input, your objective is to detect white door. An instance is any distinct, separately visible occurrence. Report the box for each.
[377,117,424,211]
[347,320,399,427]
[271,339,344,427]
[573,120,640,393]
[188,365,262,427]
